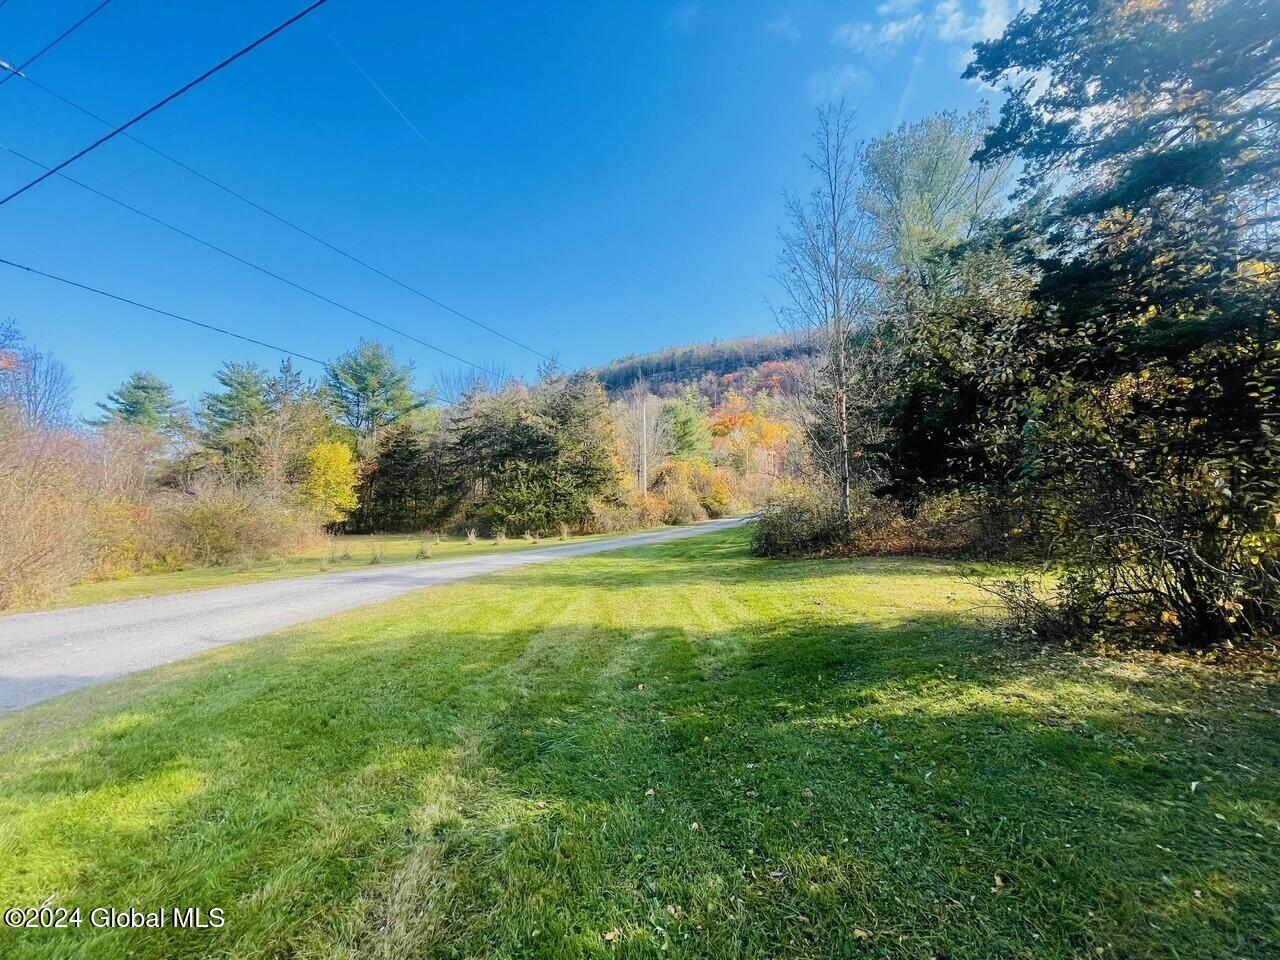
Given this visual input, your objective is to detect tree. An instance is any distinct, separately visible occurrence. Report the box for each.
[708,393,791,476]
[326,340,429,444]
[943,0,1280,646]
[253,361,339,496]
[201,362,269,445]
[443,373,624,534]
[302,441,359,523]
[861,108,1012,277]
[774,103,878,526]
[0,322,73,428]
[96,372,187,436]
[661,394,711,463]
[200,361,271,480]
[615,385,670,491]
[347,424,446,533]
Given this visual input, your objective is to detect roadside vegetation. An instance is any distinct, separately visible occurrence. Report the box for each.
[1,530,1276,959]
[759,0,1278,652]
[0,328,778,612]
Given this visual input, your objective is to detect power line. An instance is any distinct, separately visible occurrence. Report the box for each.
[0,0,114,89]
[0,0,330,208]
[0,142,496,374]
[0,255,463,405]
[0,255,329,366]
[5,74,558,364]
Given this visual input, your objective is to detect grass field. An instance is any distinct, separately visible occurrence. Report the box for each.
[36,530,618,610]
[1,528,1277,958]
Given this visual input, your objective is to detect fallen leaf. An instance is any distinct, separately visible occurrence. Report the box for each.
[602,928,620,942]
[854,928,870,941]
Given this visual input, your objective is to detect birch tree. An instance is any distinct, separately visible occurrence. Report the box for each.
[774,103,878,526]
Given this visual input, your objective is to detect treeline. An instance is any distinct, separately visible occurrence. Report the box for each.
[759,0,1278,650]
[591,333,814,402]
[350,375,793,534]
[0,327,788,607]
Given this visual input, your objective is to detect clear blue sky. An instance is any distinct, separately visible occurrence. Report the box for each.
[1,0,1016,416]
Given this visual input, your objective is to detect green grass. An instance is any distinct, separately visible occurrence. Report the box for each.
[1,529,1277,959]
[34,529,619,610]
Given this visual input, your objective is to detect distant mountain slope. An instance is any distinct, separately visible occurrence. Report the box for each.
[590,333,815,401]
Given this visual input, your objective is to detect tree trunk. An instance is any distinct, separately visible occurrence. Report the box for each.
[835,352,851,530]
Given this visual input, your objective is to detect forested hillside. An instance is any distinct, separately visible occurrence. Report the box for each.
[590,332,814,402]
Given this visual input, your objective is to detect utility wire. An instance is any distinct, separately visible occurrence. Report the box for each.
[0,142,496,374]
[0,255,329,366]
[0,0,114,89]
[0,0,330,208]
[5,73,557,363]
[0,255,462,405]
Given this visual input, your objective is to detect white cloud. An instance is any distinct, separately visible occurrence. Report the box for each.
[812,0,1026,102]
[764,14,801,41]
[807,64,871,101]
[978,0,1018,39]
[932,0,1024,44]
[831,0,1027,60]
[665,2,699,30]
[832,13,924,53]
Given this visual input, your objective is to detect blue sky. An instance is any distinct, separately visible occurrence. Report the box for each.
[1,0,1020,416]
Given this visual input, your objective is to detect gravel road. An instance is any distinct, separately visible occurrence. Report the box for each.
[0,518,745,712]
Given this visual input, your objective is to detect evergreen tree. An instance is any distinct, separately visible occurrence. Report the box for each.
[349,426,439,533]
[325,340,428,443]
[896,0,1280,645]
[201,362,271,477]
[96,372,187,435]
[662,394,712,462]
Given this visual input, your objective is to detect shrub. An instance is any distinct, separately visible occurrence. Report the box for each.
[687,460,735,518]
[848,492,980,556]
[751,484,844,558]
[156,487,322,566]
[650,462,709,525]
[0,417,94,608]
[662,487,707,525]
[90,499,182,577]
[585,499,637,533]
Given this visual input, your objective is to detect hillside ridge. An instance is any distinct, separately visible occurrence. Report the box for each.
[590,331,814,399]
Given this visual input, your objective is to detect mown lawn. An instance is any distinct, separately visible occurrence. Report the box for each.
[0,528,1276,959]
[34,529,619,611]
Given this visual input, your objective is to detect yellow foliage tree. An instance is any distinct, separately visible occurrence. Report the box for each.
[708,393,791,474]
[303,441,359,523]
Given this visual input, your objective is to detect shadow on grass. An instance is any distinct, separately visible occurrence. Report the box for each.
[0,553,1276,959]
